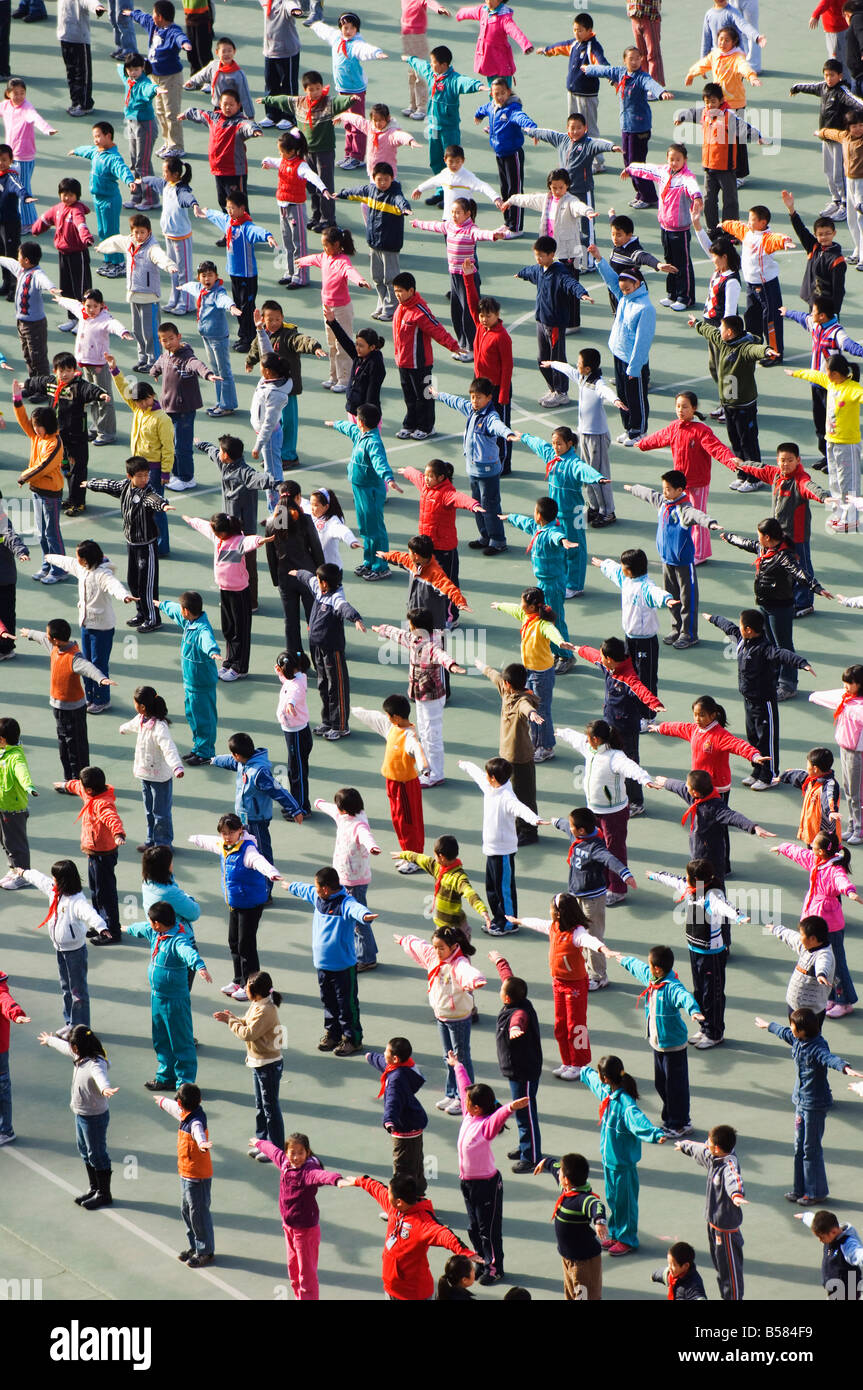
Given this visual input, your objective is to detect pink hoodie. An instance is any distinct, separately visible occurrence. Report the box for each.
[339,113,416,178]
[295,250,366,308]
[32,200,94,253]
[455,1062,515,1179]
[777,841,857,933]
[0,98,53,161]
[810,690,863,753]
[456,4,532,78]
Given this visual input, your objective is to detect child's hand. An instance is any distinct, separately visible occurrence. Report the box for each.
[511,1096,530,1111]
[198,968,213,983]
[754,1016,769,1029]
[488,950,503,963]
[650,775,667,789]
[446,1049,458,1067]
[505,914,521,926]
[102,1086,119,1097]
[193,205,207,218]
[386,479,403,493]
[355,620,367,633]
[755,827,776,838]
[336,1178,359,1187]
[212,1009,231,1023]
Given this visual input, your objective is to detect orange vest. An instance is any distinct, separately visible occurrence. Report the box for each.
[549,926,587,984]
[50,645,84,704]
[701,107,738,172]
[177,1109,213,1180]
[381,724,419,782]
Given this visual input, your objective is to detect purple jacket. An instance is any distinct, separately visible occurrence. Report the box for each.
[151,343,212,414]
[256,1143,343,1228]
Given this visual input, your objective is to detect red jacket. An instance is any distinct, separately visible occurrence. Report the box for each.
[728,460,827,543]
[812,0,848,34]
[64,780,125,854]
[357,1176,475,1300]
[468,308,513,402]
[656,720,761,791]
[0,972,25,1055]
[31,199,95,252]
[401,465,479,550]
[393,292,459,369]
[636,418,738,489]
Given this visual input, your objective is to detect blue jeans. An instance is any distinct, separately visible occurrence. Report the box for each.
[829,927,859,1006]
[252,1058,285,1148]
[262,426,284,511]
[0,1050,12,1138]
[108,0,136,50]
[81,627,114,707]
[281,394,298,461]
[57,946,90,1028]
[142,778,174,847]
[202,336,238,412]
[75,1110,110,1168]
[526,665,555,750]
[470,474,506,549]
[793,1108,828,1198]
[147,463,170,557]
[508,1077,541,1163]
[181,1176,214,1255]
[791,539,817,614]
[437,1015,474,1099]
[169,410,196,483]
[33,494,65,577]
[351,884,378,965]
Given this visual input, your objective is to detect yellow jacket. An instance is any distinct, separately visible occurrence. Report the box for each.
[14,402,64,495]
[116,372,175,473]
[792,368,863,444]
[687,48,757,109]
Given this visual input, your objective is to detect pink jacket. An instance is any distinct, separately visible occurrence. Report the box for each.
[314,799,380,886]
[340,113,416,177]
[32,200,94,252]
[810,690,863,753]
[777,841,857,933]
[655,720,761,792]
[411,215,508,273]
[0,98,53,160]
[402,0,449,35]
[456,4,532,78]
[185,515,260,591]
[296,250,366,307]
[455,1062,514,1178]
[624,162,702,231]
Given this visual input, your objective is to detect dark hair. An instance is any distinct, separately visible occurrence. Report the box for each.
[80,766,107,795]
[501,662,527,690]
[476,295,500,316]
[217,812,243,833]
[371,160,393,179]
[586,717,621,750]
[210,512,243,537]
[756,517,787,545]
[302,69,324,87]
[535,495,558,524]
[847,106,863,126]
[502,975,528,1004]
[547,167,570,190]
[827,351,855,380]
[69,1025,107,1060]
[465,1082,498,1116]
[357,402,381,429]
[278,128,310,159]
[92,121,115,138]
[702,81,723,100]
[31,406,57,434]
[75,539,105,569]
[776,441,801,459]
[179,591,203,616]
[620,547,648,577]
[217,434,244,461]
[382,693,411,720]
[387,1036,412,1062]
[685,857,720,893]
[708,1124,736,1152]
[669,1241,696,1268]
[452,196,477,225]
[598,1055,638,1100]
[578,346,602,380]
[260,352,284,376]
[687,768,715,797]
[430,45,452,64]
[485,756,512,784]
[51,858,82,896]
[408,533,434,559]
[566,111,587,126]
[569,806,597,834]
[47,618,72,643]
[356,327,385,352]
[228,731,255,760]
[434,834,459,860]
[426,458,454,482]
[142,845,174,885]
[123,51,150,73]
[574,11,594,26]
[276,649,311,680]
[148,899,177,928]
[708,235,740,271]
[53,352,78,373]
[749,203,771,223]
[285,1130,312,1155]
[676,389,704,420]
[807,746,834,773]
[842,664,863,690]
[322,224,356,256]
[315,865,341,891]
[333,786,364,816]
[692,694,727,726]
[520,587,555,621]
[811,1210,841,1236]
[790,1009,822,1041]
[649,944,675,976]
[443,143,464,160]
[431,923,475,957]
[718,22,741,43]
[133,685,169,721]
[158,321,180,338]
[407,606,435,633]
[610,213,634,234]
[0,717,21,744]
[662,468,687,490]
[600,636,626,662]
[533,234,557,255]
[153,0,175,19]
[129,213,151,233]
[176,1082,201,1111]
[437,1255,475,1300]
[246,970,282,1007]
[722,314,745,334]
[502,1287,532,1301]
[389,1173,418,1204]
[469,375,493,396]
[812,831,851,871]
[560,1152,590,1186]
[739,607,764,632]
[316,562,342,590]
[214,35,235,48]
[57,176,82,198]
[163,155,193,186]
[392,271,416,291]
[799,915,830,945]
[225,189,248,210]
[551,892,589,932]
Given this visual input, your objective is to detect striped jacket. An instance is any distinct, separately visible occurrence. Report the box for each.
[783,310,863,371]
[410,214,509,273]
[396,852,488,930]
[87,476,169,545]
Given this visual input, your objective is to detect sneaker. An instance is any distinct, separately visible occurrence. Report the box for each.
[394,428,412,439]
[825,1002,854,1017]
[410,109,426,121]
[483,923,518,936]
[451,350,473,363]
[553,657,575,675]
[728,478,743,491]
[424,193,444,207]
[86,702,110,714]
[623,432,645,446]
[396,859,421,873]
[784,1192,803,1203]
[312,724,330,736]
[478,1271,501,1286]
[551,1064,567,1077]
[659,296,673,307]
[540,392,568,408]
[323,728,350,739]
[741,775,756,787]
[510,1159,535,1174]
[749,779,772,791]
[565,588,584,598]
[820,201,843,218]
[735,479,764,493]
[257,116,275,128]
[137,620,162,634]
[796,1194,829,1206]
[587,977,608,992]
[709,406,726,421]
[317,1035,339,1051]
[662,1125,689,1139]
[533,746,555,763]
[0,1132,16,1145]
[693,1035,723,1049]
[353,563,370,577]
[329,383,347,394]
[410,429,432,440]
[0,871,27,890]
[363,567,392,583]
[673,635,699,650]
[54,1024,73,1041]
[608,1240,637,1256]
[688,1031,704,1045]
[143,1078,176,1092]
[57,320,76,332]
[40,573,66,585]
[482,545,507,556]
[794,606,815,618]
[444,1098,462,1115]
[220,982,240,996]
[627,803,645,817]
[182,753,209,767]
[186,1254,215,1268]
[670,300,691,311]
[401,105,416,117]
[67,104,90,117]
[560,1065,581,1080]
[218,667,240,682]
[628,199,652,210]
[845,831,863,845]
[333,1037,362,1057]
[336,157,363,171]
[605,891,627,906]
[165,477,197,491]
[776,689,797,703]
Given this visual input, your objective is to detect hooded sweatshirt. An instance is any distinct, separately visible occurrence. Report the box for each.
[23,867,103,952]
[284,880,370,971]
[356,1175,475,1299]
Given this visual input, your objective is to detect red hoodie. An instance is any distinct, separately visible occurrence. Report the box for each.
[393,292,459,370]
[468,302,513,403]
[0,973,26,1055]
[401,466,480,550]
[357,1176,475,1300]
[636,418,738,489]
[31,200,95,253]
[655,721,761,792]
[63,779,125,854]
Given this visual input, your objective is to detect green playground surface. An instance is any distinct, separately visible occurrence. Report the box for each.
[0,0,861,1302]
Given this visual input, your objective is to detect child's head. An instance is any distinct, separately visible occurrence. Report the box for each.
[52,351,79,385]
[128,213,152,244]
[57,176,82,205]
[464,1082,498,1118]
[29,405,57,438]
[774,441,801,478]
[559,1152,590,1190]
[433,834,459,865]
[739,607,764,638]
[141,844,174,885]
[162,156,192,186]
[585,717,618,750]
[451,196,476,227]
[666,142,687,173]
[157,323,182,354]
[702,81,724,109]
[748,203,771,231]
[371,161,393,191]
[227,731,256,763]
[692,694,726,728]
[484,755,512,789]
[648,944,674,981]
[308,486,344,522]
[810,294,836,325]
[622,45,643,71]
[369,102,390,132]
[661,468,688,500]
[123,52,148,79]
[429,45,451,74]
[547,166,570,200]
[17,240,41,270]
[75,539,105,572]
[685,857,720,892]
[285,1131,312,1167]
[219,89,242,119]
[716,23,740,51]
[274,649,310,685]
[176,1081,201,1114]
[260,351,285,381]
[50,858,82,897]
[707,1124,736,1156]
[667,1241,697,1281]
[686,768,715,799]
[46,618,73,646]
[431,923,474,961]
[148,900,177,931]
[68,1025,106,1060]
[382,693,411,725]
[847,107,863,136]
[443,143,464,171]
[566,112,588,140]
[3,79,26,103]
[133,684,168,721]
[500,662,527,694]
[406,606,434,636]
[388,1173,418,1212]
[246,970,281,1006]
[125,456,152,486]
[357,402,381,432]
[259,298,284,335]
[392,271,416,303]
[520,586,553,619]
[675,391,702,422]
[0,716,20,747]
[153,0,175,24]
[609,213,634,246]
[616,267,643,296]
[476,295,501,330]
[91,121,115,148]
[214,35,236,62]
[534,495,558,527]
[550,892,589,932]
[301,70,325,101]
[423,457,454,489]
[216,811,244,845]
[407,534,434,565]
[720,313,745,342]
[437,1254,475,1300]
[321,224,355,258]
[826,350,854,385]
[620,547,648,578]
[791,1007,823,1041]
[569,807,597,838]
[532,234,557,268]
[179,590,203,619]
[468,376,494,411]
[709,235,739,273]
[490,77,510,105]
[0,144,14,173]
[315,562,342,593]
[807,746,834,777]
[799,915,830,951]
[82,289,106,318]
[499,972,528,1008]
[578,348,602,382]
[314,865,341,898]
[384,1036,412,1065]
[550,425,577,456]
[597,1054,638,1098]
[573,11,594,40]
[810,1210,844,1244]
[842,663,863,695]
[599,636,626,671]
[278,128,310,162]
[337,9,360,38]
[225,190,248,220]
[756,516,784,548]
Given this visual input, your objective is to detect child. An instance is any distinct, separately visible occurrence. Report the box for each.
[309,12,387,170]
[397,458,479,608]
[261,128,330,289]
[213,969,285,1158]
[779,748,842,846]
[180,89,261,214]
[650,1241,709,1300]
[314,788,379,966]
[450,1055,524,1283]
[24,356,110,518]
[621,143,702,310]
[0,501,26,667]
[544,350,619,525]
[502,169,592,327]
[141,845,200,953]
[646,695,767,800]
[297,225,372,390]
[98,213,179,370]
[37,1024,116,1207]
[689,220,741,421]
[86,456,174,629]
[687,312,775,480]
[470,79,536,236]
[396,923,484,1110]
[183,512,268,679]
[246,300,327,464]
[398,0,452,121]
[810,666,863,843]
[457,0,533,82]
[119,685,183,849]
[537,9,608,134]
[378,534,467,631]
[255,1131,343,1303]
[510,894,605,1077]
[771,836,859,1017]
[0,79,56,233]
[323,318,386,415]
[19,621,113,779]
[574,638,662,816]
[686,25,761,183]
[255,71,357,232]
[462,293,512,471]
[592,548,676,695]
[56,0,99,120]
[290,562,365,741]
[157,590,220,763]
[403,48,483,186]
[491,591,569,762]
[372,612,464,787]
[18,859,99,1032]
[819,110,863,266]
[720,205,793,360]
[796,1209,863,1299]
[391,270,460,438]
[787,355,863,532]
[31,178,95,324]
[0,718,34,887]
[211,731,302,869]
[411,196,510,354]
[625,471,720,648]
[589,250,655,441]
[250,341,293,494]
[433,378,516,552]
[337,1173,477,1300]
[458,758,544,933]
[531,113,620,230]
[127,1,194,158]
[136,156,200,314]
[103,367,172,558]
[69,121,136,278]
[153,321,218,488]
[556,723,650,905]
[335,102,419,185]
[177,263,240,416]
[781,301,861,467]
[654,768,773,879]
[757,1009,862,1202]
[551,804,635,984]
[0,243,55,379]
[768,915,835,1022]
[45,539,132,714]
[587,47,673,209]
[479,658,547,836]
[500,500,578,645]
[12,389,66,583]
[276,651,313,817]
[411,140,500,215]
[153,1081,214,1266]
[195,191,277,352]
[257,0,303,106]
[648,859,747,1046]
[0,970,28,1143]
[636,394,737,563]
[674,84,763,235]
[436,1256,475,1301]
[487,950,543,1171]
[576,1054,666,1254]
[55,288,133,447]
[283,866,378,1055]
[514,236,591,408]
[327,407,398,578]
[184,35,254,115]
[353,695,429,853]
[785,81,854,259]
[188,813,280,997]
[119,54,160,214]
[53,765,125,947]
[0,146,24,305]
[515,428,604,598]
[393,833,489,930]
[365,1037,427,1194]
[535,1151,609,1302]
[124,901,211,1084]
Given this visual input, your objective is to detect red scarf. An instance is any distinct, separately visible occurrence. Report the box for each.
[376,1057,415,1098]
[302,84,330,128]
[52,375,77,408]
[433,858,461,898]
[681,789,720,828]
[82,305,103,320]
[545,454,562,480]
[125,77,136,109]
[520,611,541,645]
[427,945,463,990]
[337,37,349,57]
[598,1095,610,1123]
[431,73,446,97]
[36,885,60,930]
[196,277,222,321]
[675,883,697,904]
[151,923,185,960]
[666,1271,677,1301]
[212,58,240,97]
[754,544,780,572]
[834,690,858,722]
[614,72,630,99]
[226,210,251,249]
[636,977,670,1005]
[128,237,144,275]
[372,127,382,153]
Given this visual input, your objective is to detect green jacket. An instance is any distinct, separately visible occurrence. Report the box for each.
[260,92,356,153]
[0,744,34,811]
[695,321,771,407]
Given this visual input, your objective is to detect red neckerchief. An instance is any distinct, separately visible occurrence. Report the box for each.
[427,945,463,990]
[527,521,560,555]
[545,454,563,480]
[372,127,382,153]
[660,162,676,201]
[433,858,461,898]
[82,305,103,320]
[212,58,240,97]
[302,85,330,128]
[36,884,60,930]
[567,829,605,866]
[676,883,697,904]
[552,1184,600,1224]
[226,210,251,249]
[754,543,781,572]
[152,923,185,960]
[376,1057,415,1098]
[196,277,222,321]
[681,790,720,828]
[431,73,446,96]
[128,238,144,275]
[667,1271,677,1301]
[598,1095,611,1123]
[520,612,541,644]
[834,690,858,722]
[125,77,136,109]
[337,36,349,57]
[636,977,669,1004]
[52,375,77,408]
[614,72,630,99]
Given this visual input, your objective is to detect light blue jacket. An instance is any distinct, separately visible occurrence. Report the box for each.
[178,279,232,338]
[333,418,393,491]
[505,515,567,583]
[160,600,219,688]
[72,144,135,202]
[284,881,371,971]
[579,1066,665,1167]
[211,747,301,824]
[519,434,602,521]
[312,19,384,93]
[142,877,200,951]
[619,956,701,1051]
[126,920,205,996]
[436,391,510,478]
[119,66,159,122]
[595,258,656,375]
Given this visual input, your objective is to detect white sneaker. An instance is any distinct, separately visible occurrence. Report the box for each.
[541,391,568,408]
[401,106,416,116]
[552,1064,567,1077]
[560,1065,581,1080]
[538,390,557,406]
[750,779,772,791]
[220,982,239,996]
[0,870,26,889]
[693,1034,723,1049]
[741,774,756,787]
[659,297,673,307]
[257,116,275,128]
[232,987,248,1002]
[845,831,863,845]
[218,667,240,682]
[435,1096,453,1111]
[588,977,608,992]
[0,1132,16,1146]
[688,1030,704,1045]
[444,1098,462,1115]
[669,300,690,311]
[165,476,196,491]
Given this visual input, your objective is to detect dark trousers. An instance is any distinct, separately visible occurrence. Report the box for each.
[709,1224,744,1301]
[613,356,650,436]
[215,172,246,212]
[622,130,656,204]
[0,215,19,297]
[312,645,350,733]
[743,696,779,782]
[398,364,434,433]
[252,1057,285,1148]
[625,633,659,695]
[511,757,537,839]
[653,1047,690,1129]
[61,40,92,110]
[470,473,506,549]
[146,462,170,557]
[277,570,314,655]
[227,903,264,985]
[63,430,89,508]
[392,1132,426,1196]
[745,276,784,357]
[618,727,644,808]
[760,602,798,695]
[497,148,524,232]
[283,725,312,815]
[663,560,697,641]
[725,399,760,473]
[661,227,695,306]
[461,1171,505,1277]
[127,540,158,625]
[88,849,119,937]
[54,706,89,779]
[485,852,517,931]
[264,54,299,98]
[306,150,335,224]
[508,1077,541,1163]
[490,390,512,474]
[811,383,827,459]
[220,586,252,673]
[317,964,361,1044]
[185,7,213,72]
[537,321,569,394]
[0,580,15,656]
[0,808,29,869]
[230,272,257,350]
[704,168,738,236]
[689,948,727,1041]
[560,257,581,329]
[17,317,49,377]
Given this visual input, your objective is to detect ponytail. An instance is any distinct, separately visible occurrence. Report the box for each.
[133,684,170,723]
[453,196,477,221]
[432,924,475,957]
[692,694,727,727]
[597,1054,638,1101]
[427,458,454,482]
[585,717,622,750]
[323,225,356,257]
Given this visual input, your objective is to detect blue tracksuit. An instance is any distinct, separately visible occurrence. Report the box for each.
[515,260,588,329]
[333,418,393,574]
[589,65,667,133]
[578,1064,664,1248]
[474,95,537,155]
[594,257,656,373]
[71,144,135,266]
[519,433,602,593]
[768,1022,849,1201]
[504,514,570,641]
[160,599,220,758]
[204,209,273,278]
[435,391,512,549]
[284,880,371,1044]
[211,747,300,863]
[126,919,205,1086]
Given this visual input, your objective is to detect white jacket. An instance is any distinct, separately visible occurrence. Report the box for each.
[314,799,379,886]
[505,189,591,263]
[55,297,131,367]
[313,512,358,566]
[251,374,293,451]
[398,933,486,1020]
[23,868,103,951]
[557,729,652,814]
[44,555,129,631]
[119,713,184,782]
[459,760,540,855]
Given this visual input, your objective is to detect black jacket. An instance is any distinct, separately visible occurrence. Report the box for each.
[789,210,846,309]
[22,374,106,443]
[495,995,542,1081]
[708,614,810,699]
[265,506,324,585]
[651,1264,708,1300]
[720,532,823,608]
[327,315,386,415]
[87,477,168,545]
[663,778,757,869]
[244,321,323,396]
[848,10,863,81]
[336,179,412,252]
